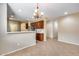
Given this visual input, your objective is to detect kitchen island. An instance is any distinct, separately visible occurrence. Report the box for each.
[0,31,36,55]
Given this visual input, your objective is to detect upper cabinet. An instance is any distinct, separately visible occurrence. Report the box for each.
[36,20,44,29]
[31,20,44,29]
[31,22,36,29]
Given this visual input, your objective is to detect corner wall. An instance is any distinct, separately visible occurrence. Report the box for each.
[58,13,79,45]
[47,21,54,39]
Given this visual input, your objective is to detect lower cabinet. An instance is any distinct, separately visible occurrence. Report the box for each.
[36,33,44,41]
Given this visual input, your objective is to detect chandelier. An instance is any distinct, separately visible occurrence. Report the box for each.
[33,3,44,19]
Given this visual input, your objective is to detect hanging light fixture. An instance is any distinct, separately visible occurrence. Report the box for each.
[33,3,44,19]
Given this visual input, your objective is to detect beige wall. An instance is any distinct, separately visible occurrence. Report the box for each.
[8,20,28,32]
[21,23,27,31]
[58,13,79,45]
[58,13,79,34]
[8,21,21,32]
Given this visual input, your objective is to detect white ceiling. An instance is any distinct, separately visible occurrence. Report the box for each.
[8,3,79,20]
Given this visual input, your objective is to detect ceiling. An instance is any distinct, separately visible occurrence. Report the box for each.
[7,3,79,21]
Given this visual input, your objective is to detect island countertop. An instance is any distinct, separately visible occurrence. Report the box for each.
[7,31,36,34]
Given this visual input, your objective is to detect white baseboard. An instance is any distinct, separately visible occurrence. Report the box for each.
[1,43,36,56]
[58,40,79,46]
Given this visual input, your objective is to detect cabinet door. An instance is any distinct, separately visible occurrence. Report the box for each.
[31,20,44,29]
[26,23,28,29]
[36,33,44,41]
[39,21,44,28]
[31,23,35,28]
[36,20,44,29]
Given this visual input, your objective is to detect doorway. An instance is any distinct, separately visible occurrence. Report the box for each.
[53,20,58,40]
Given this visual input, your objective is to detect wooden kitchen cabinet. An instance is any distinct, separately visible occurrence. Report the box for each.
[31,20,44,29]
[26,23,28,29]
[31,22,36,29]
[36,33,44,41]
[31,20,45,41]
[36,20,44,29]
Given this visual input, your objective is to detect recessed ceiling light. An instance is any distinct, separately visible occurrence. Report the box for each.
[18,9,22,12]
[64,12,68,15]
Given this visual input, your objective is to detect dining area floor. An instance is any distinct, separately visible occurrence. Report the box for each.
[6,39,79,56]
